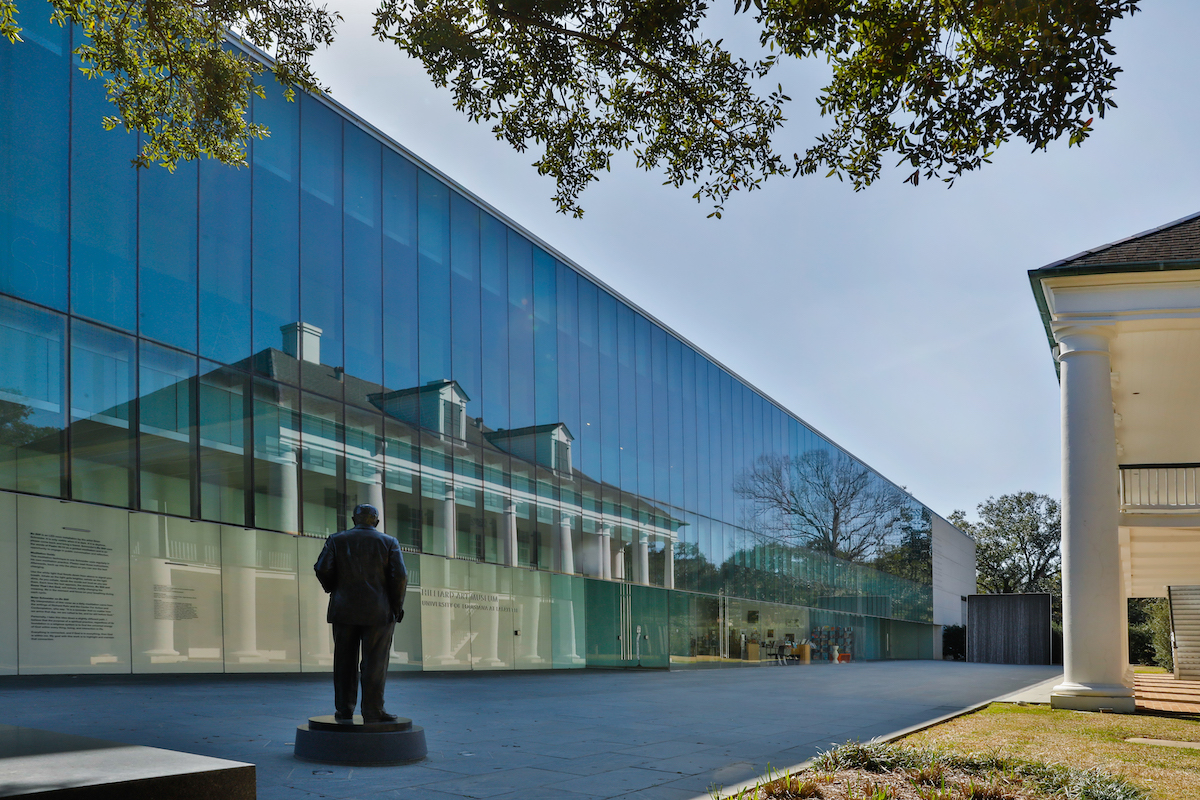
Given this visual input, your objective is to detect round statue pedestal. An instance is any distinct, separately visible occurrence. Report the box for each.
[294,715,427,766]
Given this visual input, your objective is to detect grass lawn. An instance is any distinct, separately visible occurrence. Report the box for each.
[900,703,1200,800]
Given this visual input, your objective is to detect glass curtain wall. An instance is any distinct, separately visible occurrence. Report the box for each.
[0,11,937,669]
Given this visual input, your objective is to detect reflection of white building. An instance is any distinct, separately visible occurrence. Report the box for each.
[1030,213,1200,711]
[240,325,683,587]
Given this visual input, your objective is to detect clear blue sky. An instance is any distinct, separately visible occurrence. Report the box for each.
[309,1,1199,521]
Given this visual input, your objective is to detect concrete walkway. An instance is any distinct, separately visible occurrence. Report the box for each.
[0,662,1059,800]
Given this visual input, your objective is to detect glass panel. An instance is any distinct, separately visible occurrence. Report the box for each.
[198,362,248,525]
[576,280,600,480]
[419,554,472,670]
[70,320,135,506]
[139,343,196,517]
[221,526,300,671]
[512,568,551,668]
[419,431,451,556]
[551,572,586,668]
[597,291,619,487]
[651,326,670,505]
[450,192,481,418]
[555,264,580,466]
[532,248,557,425]
[300,97,343,390]
[251,85,300,359]
[343,125,383,389]
[300,390,344,537]
[383,417,420,552]
[130,515,223,672]
[507,231,534,430]
[382,150,418,392]
[667,335,684,509]
[0,492,13,674]
[469,561,515,669]
[251,377,300,533]
[70,42,136,330]
[418,171,451,387]
[139,159,198,351]
[0,296,66,496]
[479,213,509,430]
[298,534,333,671]
[199,158,252,365]
[634,315,653,499]
[16,494,131,673]
[389,582,423,670]
[616,304,637,491]
[0,9,69,310]
[345,404,385,518]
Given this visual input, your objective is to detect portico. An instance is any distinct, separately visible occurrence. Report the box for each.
[1031,212,1200,711]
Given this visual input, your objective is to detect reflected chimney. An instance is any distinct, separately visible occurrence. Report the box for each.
[281,322,322,364]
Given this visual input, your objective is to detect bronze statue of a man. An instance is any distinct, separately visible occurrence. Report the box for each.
[314,504,408,723]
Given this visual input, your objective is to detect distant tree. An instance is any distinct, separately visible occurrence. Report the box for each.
[949,492,1060,595]
[735,450,908,563]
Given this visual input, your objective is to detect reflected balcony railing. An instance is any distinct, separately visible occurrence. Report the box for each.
[1120,464,1200,511]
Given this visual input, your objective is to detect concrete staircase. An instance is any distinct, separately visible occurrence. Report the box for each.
[1168,586,1200,679]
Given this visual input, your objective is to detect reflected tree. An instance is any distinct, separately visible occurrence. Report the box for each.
[0,394,57,449]
[872,503,932,585]
[734,451,908,563]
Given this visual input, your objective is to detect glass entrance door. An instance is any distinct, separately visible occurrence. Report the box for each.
[584,579,668,668]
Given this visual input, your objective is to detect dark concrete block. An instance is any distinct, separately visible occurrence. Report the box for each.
[0,724,255,799]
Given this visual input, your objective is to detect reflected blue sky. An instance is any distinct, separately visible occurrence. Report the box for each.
[308,0,1198,518]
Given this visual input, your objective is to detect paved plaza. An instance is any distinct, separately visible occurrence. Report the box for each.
[0,661,1060,800]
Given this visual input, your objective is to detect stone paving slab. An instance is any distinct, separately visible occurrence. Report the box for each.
[0,661,1059,800]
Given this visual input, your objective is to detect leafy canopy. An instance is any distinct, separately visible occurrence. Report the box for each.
[949,491,1061,595]
[1,0,1139,214]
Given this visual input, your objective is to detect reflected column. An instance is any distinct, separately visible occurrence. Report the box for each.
[367,465,385,532]
[636,531,649,586]
[599,523,612,581]
[275,446,300,534]
[504,499,518,567]
[144,516,180,660]
[444,486,457,559]
[664,536,674,590]
[558,513,575,574]
[227,529,264,662]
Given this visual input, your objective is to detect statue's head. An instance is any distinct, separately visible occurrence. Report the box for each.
[352,504,381,529]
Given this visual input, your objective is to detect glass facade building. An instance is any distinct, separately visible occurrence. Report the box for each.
[0,11,968,675]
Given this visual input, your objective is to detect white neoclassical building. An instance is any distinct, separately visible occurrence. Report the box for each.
[1031,212,1200,712]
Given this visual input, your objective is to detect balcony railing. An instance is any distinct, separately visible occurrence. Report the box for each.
[1120,464,1200,511]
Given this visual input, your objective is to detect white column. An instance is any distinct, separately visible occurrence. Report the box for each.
[277,448,300,534]
[504,499,519,567]
[227,530,264,662]
[1051,325,1135,713]
[367,466,385,534]
[664,537,674,590]
[599,523,613,581]
[444,487,457,559]
[637,532,650,586]
[613,547,626,581]
[558,513,575,574]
